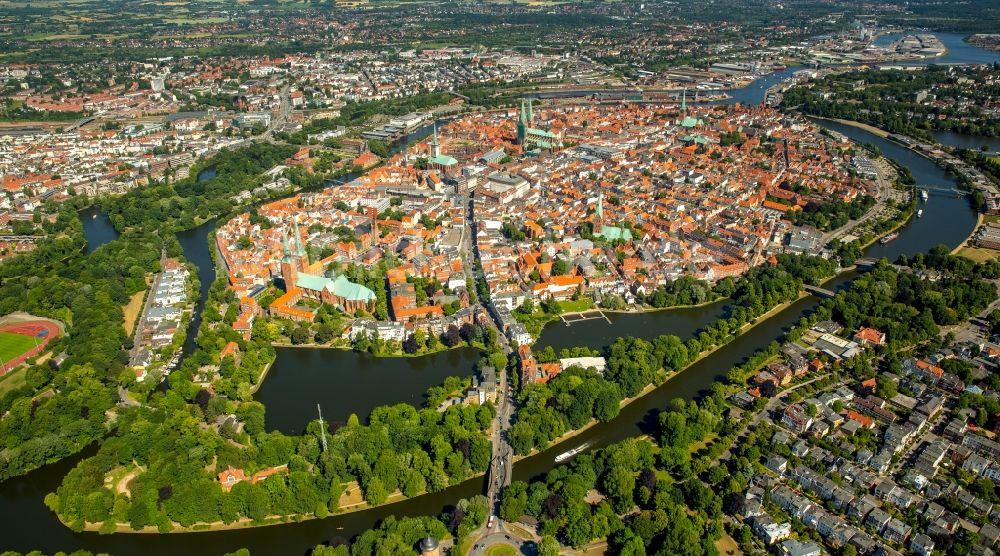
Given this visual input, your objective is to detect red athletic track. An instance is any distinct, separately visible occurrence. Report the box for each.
[0,320,59,375]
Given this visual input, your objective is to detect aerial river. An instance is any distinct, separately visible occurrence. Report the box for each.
[0,35,992,555]
[929,131,1000,154]
[873,31,1000,65]
[177,217,218,360]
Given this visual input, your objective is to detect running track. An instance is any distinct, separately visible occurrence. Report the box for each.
[0,320,59,374]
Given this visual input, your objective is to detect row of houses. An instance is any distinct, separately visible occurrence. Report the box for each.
[132,260,191,378]
[347,306,478,344]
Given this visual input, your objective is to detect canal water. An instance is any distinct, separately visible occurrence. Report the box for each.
[176,219,217,359]
[535,298,731,353]
[78,167,219,360]
[12,38,986,555]
[256,346,483,434]
[174,168,221,359]
[930,130,1000,154]
[873,32,1000,66]
[78,205,119,255]
[727,65,805,105]
[811,118,979,260]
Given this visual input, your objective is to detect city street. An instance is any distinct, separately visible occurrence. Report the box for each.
[712,374,827,466]
[460,191,523,549]
[468,530,527,556]
[466,192,517,516]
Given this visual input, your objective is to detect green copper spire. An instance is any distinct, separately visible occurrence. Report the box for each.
[431,121,440,157]
[517,99,527,145]
[681,88,686,114]
[281,226,292,262]
[597,192,604,219]
[293,216,305,256]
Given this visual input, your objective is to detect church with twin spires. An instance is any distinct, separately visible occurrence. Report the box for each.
[273,217,377,318]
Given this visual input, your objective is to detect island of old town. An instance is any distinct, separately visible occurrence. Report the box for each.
[0,2,999,556]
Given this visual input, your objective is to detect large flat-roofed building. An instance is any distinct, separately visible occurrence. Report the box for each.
[812,333,860,359]
[559,357,607,373]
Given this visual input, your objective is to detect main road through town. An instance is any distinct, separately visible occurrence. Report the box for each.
[463,192,516,518]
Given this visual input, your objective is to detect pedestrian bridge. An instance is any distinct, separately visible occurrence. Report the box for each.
[920,185,967,197]
[855,258,878,268]
[803,284,836,298]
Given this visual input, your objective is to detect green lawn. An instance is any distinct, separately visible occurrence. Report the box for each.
[956,245,1000,264]
[0,366,26,396]
[0,332,36,364]
[513,298,596,337]
[485,545,518,556]
[556,298,594,313]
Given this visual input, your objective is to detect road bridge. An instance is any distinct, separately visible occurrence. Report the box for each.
[65,116,96,131]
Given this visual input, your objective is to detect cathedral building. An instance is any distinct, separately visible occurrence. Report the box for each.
[270,218,377,321]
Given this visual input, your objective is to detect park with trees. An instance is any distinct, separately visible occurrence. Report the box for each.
[782,65,1000,140]
[36,153,507,530]
[509,253,837,455]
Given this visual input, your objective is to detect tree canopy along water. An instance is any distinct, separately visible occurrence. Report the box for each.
[25,35,989,556]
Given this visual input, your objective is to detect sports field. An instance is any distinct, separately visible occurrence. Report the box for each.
[0,331,37,364]
[0,319,60,374]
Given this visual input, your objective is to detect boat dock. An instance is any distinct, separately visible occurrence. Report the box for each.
[560,309,611,325]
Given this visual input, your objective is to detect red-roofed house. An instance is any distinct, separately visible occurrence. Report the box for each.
[220,341,239,360]
[854,327,886,346]
[218,466,247,492]
[532,275,584,300]
[846,410,876,429]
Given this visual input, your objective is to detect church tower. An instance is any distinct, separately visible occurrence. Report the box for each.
[516,99,527,145]
[430,122,441,158]
[292,216,309,268]
[280,226,298,291]
[366,206,380,240]
[595,192,605,234]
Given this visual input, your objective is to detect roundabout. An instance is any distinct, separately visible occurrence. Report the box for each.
[483,544,518,556]
[470,535,527,556]
[467,522,534,556]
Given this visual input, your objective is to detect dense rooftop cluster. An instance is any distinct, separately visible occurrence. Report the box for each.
[464,103,868,307]
[212,101,873,362]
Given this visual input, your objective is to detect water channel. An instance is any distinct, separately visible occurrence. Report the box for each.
[2,35,993,555]
[177,217,218,360]
[930,131,1000,154]
[78,205,119,255]
[534,299,731,353]
[873,32,1000,66]
[257,347,483,434]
